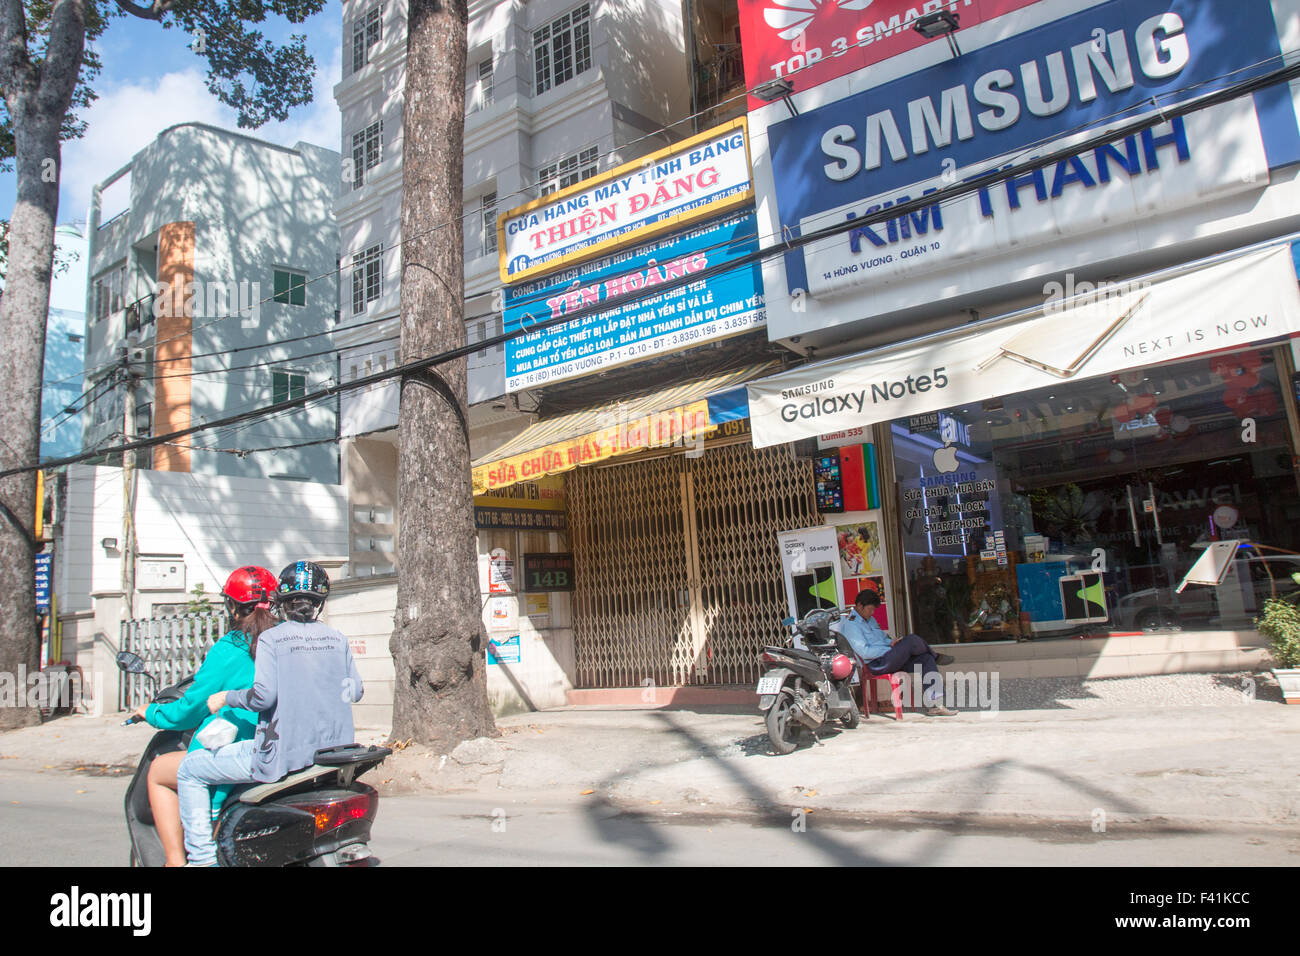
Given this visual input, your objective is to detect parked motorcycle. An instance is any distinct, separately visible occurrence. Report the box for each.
[756,608,861,754]
[117,651,391,867]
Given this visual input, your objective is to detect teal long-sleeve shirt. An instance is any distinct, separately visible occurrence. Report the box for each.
[145,630,259,750]
[146,630,259,819]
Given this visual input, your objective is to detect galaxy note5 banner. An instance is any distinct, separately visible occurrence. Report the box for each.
[745,246,1300,447]
[499,119,753,283]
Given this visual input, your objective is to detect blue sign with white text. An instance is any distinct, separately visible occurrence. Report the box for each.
[767,0,1300,293]
[35,553,51,613]
[503,210,765,391]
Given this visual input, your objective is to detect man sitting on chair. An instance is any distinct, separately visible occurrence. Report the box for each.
[832,589,958,717]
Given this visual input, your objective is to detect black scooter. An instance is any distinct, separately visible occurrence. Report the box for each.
[118,651,391,867]
[756,607,861,754]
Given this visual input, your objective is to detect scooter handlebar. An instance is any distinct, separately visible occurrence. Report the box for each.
[122,714,143,726]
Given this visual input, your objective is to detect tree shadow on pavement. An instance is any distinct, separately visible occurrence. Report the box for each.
[582,710,1165,865]
[581,793,675,862]
[581,711,885,865]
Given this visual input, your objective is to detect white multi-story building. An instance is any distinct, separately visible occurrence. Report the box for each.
[82,123,341,484]
[41,224,90,462]
[332,0,703,579]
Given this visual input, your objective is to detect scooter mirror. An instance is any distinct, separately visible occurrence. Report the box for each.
[781,617,795,627]
[115,651,147,674]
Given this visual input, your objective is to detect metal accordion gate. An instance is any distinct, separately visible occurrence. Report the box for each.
[118,613,225,710]
[567,441,819,688]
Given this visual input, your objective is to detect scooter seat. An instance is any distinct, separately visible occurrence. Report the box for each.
[238,764,338,804]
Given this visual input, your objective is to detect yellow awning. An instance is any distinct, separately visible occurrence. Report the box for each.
[471,363,775,495]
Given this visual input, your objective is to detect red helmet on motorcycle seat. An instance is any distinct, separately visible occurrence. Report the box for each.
[830,654,854,681]
[221,566,277,610]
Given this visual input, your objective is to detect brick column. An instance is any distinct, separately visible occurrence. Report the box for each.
[154,221,195,472]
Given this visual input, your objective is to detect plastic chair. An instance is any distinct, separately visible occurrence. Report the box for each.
[860,664,905,720]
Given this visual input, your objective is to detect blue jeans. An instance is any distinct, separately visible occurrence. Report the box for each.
[177,739,256,866]
[866,634,942,705]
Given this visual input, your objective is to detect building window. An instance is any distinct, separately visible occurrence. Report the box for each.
[471,57,494,113]
[534,4,592,96]
[538,146,599,196]
[352,244,382,314]
[92,263,126,323]
[481,192,497,256]
[272,370,306,404]
[351,119,383,189]
[273,269,306,306]
[352,3,381,73]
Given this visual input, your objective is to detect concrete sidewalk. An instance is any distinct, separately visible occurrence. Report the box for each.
[7,673,1295,834]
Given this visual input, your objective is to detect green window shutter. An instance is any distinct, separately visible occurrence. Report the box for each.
[290,375,305,401]
[290,273,306,306]
[272,371,288,404]
[273,270,290,304]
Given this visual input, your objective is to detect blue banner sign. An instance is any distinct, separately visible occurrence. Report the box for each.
[503,210,765,392]
[766,0,1299,295]
[35,553,52,613]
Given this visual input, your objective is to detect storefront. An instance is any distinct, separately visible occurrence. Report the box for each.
[748,243,1300,649]
[472,363,822,690]
[891,345,1300,645]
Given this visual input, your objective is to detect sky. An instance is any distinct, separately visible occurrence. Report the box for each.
[1,2,343,228]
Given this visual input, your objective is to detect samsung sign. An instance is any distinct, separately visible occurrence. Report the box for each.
[760,0,1300,329]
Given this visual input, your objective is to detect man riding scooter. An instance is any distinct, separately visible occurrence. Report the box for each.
[176,561,364,866]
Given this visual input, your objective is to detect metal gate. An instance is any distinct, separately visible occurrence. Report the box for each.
[568,442,819,687]
[118,614,224,710]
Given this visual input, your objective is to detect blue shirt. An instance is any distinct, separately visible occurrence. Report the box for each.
[225,620,363,783]
[833,609,892,662]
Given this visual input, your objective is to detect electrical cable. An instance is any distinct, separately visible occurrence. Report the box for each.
[14,54,1300,480]
[52,43,1299,398]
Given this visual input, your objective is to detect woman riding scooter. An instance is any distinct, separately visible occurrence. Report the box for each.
[130,566,279,866]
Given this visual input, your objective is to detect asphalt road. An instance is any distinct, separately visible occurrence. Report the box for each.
[2,767,1298,867]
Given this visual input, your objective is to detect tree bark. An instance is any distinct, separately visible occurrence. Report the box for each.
[389,0,495,748]
[0,0,88,729]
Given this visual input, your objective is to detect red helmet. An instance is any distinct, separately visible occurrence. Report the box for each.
[830,654,855,681]
[221,566,277,610]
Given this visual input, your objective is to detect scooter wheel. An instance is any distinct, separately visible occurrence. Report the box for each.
[765,689,800,755]
[840,696,860,729]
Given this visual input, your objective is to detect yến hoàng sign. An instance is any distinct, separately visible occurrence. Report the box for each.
[502,210,764,392]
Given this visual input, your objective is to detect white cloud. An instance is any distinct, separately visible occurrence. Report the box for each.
[60,69,229,221]
[60,50,343,221]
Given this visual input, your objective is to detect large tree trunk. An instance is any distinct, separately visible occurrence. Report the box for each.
[0,0,89,728]
[0,114,63,729]
[388,0,495,748]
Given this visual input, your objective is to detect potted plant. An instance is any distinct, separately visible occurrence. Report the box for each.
[1254,573,1300,704]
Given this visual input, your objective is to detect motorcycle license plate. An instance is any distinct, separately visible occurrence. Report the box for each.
[756,677,782,695]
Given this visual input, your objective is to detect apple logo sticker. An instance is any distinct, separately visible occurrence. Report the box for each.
[932,440,960,474]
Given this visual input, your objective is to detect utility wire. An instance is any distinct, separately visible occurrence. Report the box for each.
[60,43,1298,396]
[14,56,1300,480]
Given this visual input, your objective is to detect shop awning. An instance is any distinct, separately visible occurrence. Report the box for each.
[747,245,1300,448]
[472,362,777,494]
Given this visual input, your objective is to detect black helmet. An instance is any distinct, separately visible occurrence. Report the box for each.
[276,561,330,619]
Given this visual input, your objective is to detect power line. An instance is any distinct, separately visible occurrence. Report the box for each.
[15,56,1300,480]
[50,44,1297,403]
